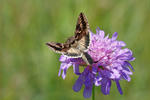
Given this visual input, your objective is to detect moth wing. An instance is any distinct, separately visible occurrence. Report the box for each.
[46,42,82,58]
[74,12,90,51]
[74,12,89,38]
[46,42,65,54]
[64,47,82,58]
[77,32,90,52]
[75,13,89,35]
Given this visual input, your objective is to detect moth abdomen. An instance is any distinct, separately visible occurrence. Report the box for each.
[85,32,90,49]
[82,52,93,65]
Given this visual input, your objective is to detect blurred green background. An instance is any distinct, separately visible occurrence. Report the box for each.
[0,0,150,100]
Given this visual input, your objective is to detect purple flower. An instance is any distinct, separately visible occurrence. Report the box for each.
[58,55,84,79]
[73,67,95,98]
[58,28,135,98]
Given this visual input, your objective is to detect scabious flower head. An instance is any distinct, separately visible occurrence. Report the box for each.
[58,28,135,98]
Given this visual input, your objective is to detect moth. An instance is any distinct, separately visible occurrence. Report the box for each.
[46,12,93,65]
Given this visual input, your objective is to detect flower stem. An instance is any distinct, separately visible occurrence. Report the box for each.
[92,85,95,100]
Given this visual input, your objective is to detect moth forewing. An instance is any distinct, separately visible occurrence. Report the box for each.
[46,42,65,54]
[74,13,90,39]
[64,47,82,58]
[77,31,91,52]
[78,13,89,30]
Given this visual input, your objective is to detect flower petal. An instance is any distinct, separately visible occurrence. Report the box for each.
[58,68,62,76]
[112,32,118,41]
[73,64,80,75]
[92,65,98,74]
[83,77,93,98]
[118,41,126,47]
[121,71,131,81]
[106,80,111,94]
[110,69,120,79]
[62,68,67,79]
[100,70,111,78]
[124,61,135,71]
[59,55,67,62]
[72,75,84,92]
[101,78,107,95]
[96,28,105,39]
[83,86,92,98]
[115,80,123,95]
[101,78,111,95]
[60,63,71,69]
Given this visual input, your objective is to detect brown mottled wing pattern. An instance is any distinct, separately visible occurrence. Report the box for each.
[46,38,82,58]
[63,36,82,57]
[75,12,90,52]
[46,42,66,54]
[46,12,93,65]
[46,12,90,58]
[63,12,90,57]
[63,47,82,57]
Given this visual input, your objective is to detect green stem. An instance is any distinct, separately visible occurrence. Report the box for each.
[92,85,95,100]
